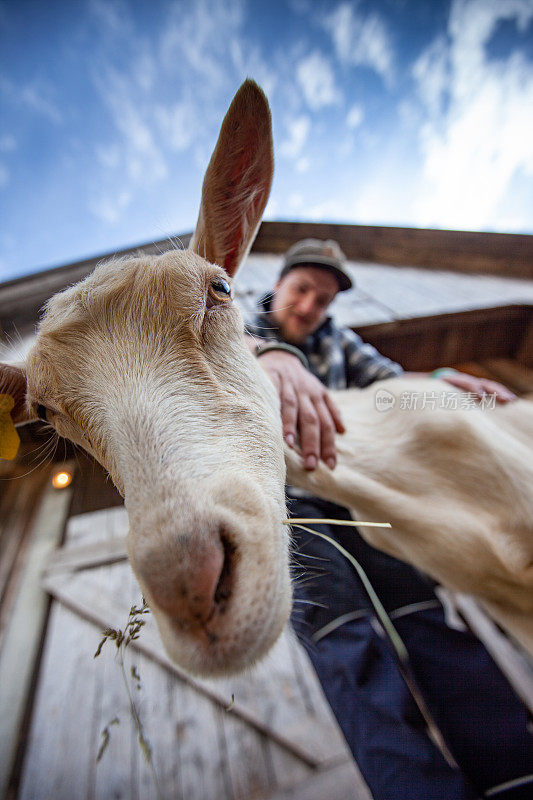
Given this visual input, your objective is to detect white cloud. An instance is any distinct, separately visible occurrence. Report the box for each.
[86,0,268,227]
[263,196,279,219]
[296,51,341,110]
[95,144,121,170]
[411,0,533,231]
[280,115,311,159]
[134,50,157,93]
[89,63,168,222]
[323,1,394,85]
[89,0,133,36]
[160,0,245,90]
[346,103,364,129]
[295,157,310,173]
[412,36,450,118]
[0,75,63,124]
[0,135,17,153]
[155,101,197,152]
[288,191,304,209]
[229,36,277,98]
[89,189,133,224]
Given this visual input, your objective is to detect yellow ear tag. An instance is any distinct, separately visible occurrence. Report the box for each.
[0,394,21,460]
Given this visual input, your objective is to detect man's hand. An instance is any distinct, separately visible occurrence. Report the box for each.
[256,349,345,470]
[437,371,517,402]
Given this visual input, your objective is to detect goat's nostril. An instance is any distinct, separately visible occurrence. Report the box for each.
[147,533,239,626]
[186,540,226,624]
[144,533,237,626]
[214,536,235,607]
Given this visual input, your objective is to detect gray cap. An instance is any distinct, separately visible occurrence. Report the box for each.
[280,238,353,292]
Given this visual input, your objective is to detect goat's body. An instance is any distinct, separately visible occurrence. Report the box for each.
[3,80,532,675]
[286,376,533,656]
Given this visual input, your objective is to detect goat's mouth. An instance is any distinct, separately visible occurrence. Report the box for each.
[149,542,291,677]
[127,507,292,677]
[157,596,290,677]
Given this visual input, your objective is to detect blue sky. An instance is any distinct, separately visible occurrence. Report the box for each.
[1,0,532,282]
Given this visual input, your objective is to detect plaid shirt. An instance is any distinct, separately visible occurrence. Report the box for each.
[246,293,403,389]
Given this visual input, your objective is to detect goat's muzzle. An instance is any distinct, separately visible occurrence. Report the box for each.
[138,531,234,628]
[125,495,291,677]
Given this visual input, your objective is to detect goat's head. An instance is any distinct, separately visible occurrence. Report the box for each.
[1,81,292,676]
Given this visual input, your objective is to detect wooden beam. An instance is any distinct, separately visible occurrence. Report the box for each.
[252,221,533,279]
[356,304,532,372]
[0,234,192,331]
[453,595,533,716]
[0,467,74,799]
[43,537,128,574]
[41,571,348,769]
[2,221,532,331]
[261,759,372,800]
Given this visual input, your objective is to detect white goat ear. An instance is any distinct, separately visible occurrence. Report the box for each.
[0,363,34,425]
[190,79,274,278]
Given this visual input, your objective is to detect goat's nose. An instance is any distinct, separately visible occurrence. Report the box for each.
[146,538,226,625]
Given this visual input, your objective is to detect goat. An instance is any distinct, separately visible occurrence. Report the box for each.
[1,81,291,677]
[285,380,533,658]
[1,81,532,675]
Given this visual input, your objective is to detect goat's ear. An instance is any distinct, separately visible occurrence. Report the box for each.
[0,363,33,425]
[190,79,274,278]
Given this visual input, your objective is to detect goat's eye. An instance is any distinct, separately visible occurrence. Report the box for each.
[209,277,231,300]
[36,404,49,422]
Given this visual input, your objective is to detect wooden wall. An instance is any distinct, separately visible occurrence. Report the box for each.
[2,222,532,333]
[357,304,533,372]
[253,222,533,279]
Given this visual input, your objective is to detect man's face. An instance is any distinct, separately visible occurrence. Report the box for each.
[270,266,339,344]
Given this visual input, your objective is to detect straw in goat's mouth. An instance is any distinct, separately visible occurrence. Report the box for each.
[284,516,458,770]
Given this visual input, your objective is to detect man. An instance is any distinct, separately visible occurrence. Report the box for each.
[246,240,531,800]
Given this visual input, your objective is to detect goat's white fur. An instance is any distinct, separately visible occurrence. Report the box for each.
[1,80,532,674]
[286,380,533,657]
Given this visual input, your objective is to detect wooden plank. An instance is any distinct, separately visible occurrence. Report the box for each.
[18,601,101,800]
[3,221,532,336]
[150,669,232,800]
[0,467,74,799]
[252,221,533,279]
[43,536,128,574]
[261,759,373,800]
[0,470,42,606]
[515,317,533,367]
[219,693,274,800]
[63,506,127,550]
[480,358,533,395]
[453,595,533,716]
[92,567,180,800]
[19,565,357,800]
[68,452,123,517]
[28,501,353,799]
[450,362,501,380]
[349,262,527,317]
[40,570,339,769]
[357,305,532,372]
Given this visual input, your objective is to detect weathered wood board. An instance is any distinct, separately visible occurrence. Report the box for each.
[0,464,75,800]
[233,253,533,330]
[16,507,370,800]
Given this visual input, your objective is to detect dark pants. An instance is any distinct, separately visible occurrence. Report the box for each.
[288,494,533,800]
